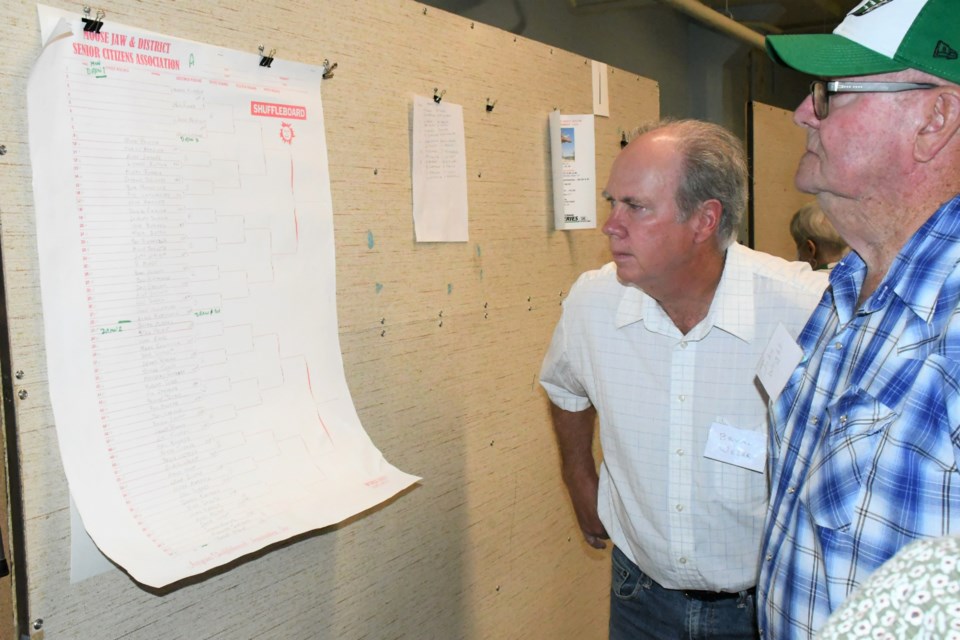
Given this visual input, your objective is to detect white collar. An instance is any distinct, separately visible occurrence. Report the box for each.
[614,243,755,343]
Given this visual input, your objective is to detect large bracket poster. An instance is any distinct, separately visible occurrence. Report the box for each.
[26,11,418,588]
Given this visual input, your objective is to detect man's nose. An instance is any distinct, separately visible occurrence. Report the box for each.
[602,205,625,237]
[795,93,820,129]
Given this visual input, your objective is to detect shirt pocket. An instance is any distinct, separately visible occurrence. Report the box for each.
[708,421,768,518]
[804,387,898,532]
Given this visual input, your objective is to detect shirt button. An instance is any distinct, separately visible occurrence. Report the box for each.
[811,416,819,425]
[766,554,772,561]
[678,394,686,402]
[676,448,684,456]
[679,557,688,564]
[680,341,688,349]
[675,504,683,512]
[788,487,795,494]
[834,342,843,350]
[840,415,847,425]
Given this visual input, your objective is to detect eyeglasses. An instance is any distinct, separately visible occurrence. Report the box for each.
[809,80,940,120]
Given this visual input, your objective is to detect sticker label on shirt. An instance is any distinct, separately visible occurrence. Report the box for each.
[703,422,766,473]
[756,322,804,400]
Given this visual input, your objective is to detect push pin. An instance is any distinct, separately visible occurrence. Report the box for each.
[258,45,276,68]
[620,132,628,149]
[82,6,104,33]
[322,59,338,80]
[486,98,497,112]
[433,88,446,104]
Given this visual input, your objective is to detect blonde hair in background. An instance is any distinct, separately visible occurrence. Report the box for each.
[789,201,847,255]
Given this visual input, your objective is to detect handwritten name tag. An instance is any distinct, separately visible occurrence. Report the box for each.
[703,422,766,473]
[756,323,804,400]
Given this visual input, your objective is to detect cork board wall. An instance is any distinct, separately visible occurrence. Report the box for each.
[0,0,659,637]
[749,100,812,260]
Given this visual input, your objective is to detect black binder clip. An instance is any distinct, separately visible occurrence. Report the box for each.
[485,98,497,112]
[433,88,446,104]
[258,45,276,68]
[322,59,338,80]
[82,6,104,33]
[0,529,8,578]
[620,132,628,149]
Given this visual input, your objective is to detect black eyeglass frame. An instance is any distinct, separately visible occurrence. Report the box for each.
[809,80,940,120]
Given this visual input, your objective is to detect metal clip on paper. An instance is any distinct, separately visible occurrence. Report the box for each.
[258,45,276,68]
[322,59,338,80]
[82,6,105,33]
[433,88,446,104]
[486,98,497,112]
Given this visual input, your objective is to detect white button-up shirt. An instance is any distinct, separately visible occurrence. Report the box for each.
[540,243,826,591]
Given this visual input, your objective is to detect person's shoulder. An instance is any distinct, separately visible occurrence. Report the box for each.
[564,263,627,307]
[817,535,960,639]
[568,262,621,293]
[731,243,828,295]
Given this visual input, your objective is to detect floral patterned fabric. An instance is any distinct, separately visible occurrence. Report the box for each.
[817,535,960,639]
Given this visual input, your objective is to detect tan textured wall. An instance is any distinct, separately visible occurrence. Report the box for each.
[0,1,658,638]
[751,101,812,261]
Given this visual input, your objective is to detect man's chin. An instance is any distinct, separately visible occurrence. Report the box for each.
[612,264,640,288]
[794,161,822,195]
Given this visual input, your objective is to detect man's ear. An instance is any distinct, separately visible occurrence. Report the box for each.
[916,88,960,162]
[692,199,723,244]
[806,239,818,263]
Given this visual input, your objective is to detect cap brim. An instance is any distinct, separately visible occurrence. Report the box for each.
[766,33,909,78]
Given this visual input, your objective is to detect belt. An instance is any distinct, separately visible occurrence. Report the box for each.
[682,586,755,602]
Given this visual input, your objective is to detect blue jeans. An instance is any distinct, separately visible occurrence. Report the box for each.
[609,546,759,640]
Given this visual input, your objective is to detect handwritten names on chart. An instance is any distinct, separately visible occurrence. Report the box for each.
[64,60,305,557]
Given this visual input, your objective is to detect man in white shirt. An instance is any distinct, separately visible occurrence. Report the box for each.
[540,119,826,640]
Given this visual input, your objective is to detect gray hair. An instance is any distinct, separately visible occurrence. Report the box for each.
[790,201,847,253]
[629,119,747,248]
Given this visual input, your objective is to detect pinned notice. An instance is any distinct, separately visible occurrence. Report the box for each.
[28,7,419,589]
[592,61,609,117]
[412,94,469,242]
[549,111,596,230]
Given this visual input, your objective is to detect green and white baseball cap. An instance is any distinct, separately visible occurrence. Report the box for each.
[766,0,960,84]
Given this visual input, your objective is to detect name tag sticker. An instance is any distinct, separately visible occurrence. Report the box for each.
[703,422,766,473]
[756,322,803,400]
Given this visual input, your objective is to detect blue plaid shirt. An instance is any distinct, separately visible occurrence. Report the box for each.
[758,194,960,639]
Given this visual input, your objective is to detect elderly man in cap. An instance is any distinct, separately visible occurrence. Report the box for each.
[759,0,960,637]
